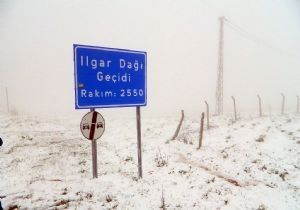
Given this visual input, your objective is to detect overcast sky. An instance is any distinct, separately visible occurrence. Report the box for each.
[0,0,299,117]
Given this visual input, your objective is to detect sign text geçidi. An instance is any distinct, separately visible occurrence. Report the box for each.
[74,45,147,109]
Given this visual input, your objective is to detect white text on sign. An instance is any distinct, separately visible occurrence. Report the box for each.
[80,56,144,72]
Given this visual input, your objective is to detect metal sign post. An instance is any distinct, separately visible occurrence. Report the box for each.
[90,108,98,178]
[91,140,98,178]
[136,106,142,178]
[80,110,105,178]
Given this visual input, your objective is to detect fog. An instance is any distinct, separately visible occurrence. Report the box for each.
[0,0,299,118]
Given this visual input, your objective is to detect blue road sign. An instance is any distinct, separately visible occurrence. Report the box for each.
[74,44,147,109]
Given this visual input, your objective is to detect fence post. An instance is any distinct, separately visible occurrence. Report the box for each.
[257,95,262,117]
[198,112,205,149]
[171,110,184,140]
[204,101,209,129]
[231,96,237,121]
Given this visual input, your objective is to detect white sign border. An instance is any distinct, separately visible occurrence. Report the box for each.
[74,44,147,109]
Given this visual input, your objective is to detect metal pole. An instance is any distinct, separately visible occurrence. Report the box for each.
[5,87,9,113]
[90,108,98,178]
[281,93,285,115]
[136,106,142,178]
[205,101,209,129]
[92,139,98,178]
[216,16,225,115]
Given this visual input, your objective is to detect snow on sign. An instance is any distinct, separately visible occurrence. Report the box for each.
[80,111,105,141]
[73,44,147,109]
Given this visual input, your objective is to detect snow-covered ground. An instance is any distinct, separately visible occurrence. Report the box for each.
[0,112,299,210]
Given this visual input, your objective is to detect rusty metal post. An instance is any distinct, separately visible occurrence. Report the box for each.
[198,112,205,149]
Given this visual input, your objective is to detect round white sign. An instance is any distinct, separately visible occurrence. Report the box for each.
[80,111,105,140]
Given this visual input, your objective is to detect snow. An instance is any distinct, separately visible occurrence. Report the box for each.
[0,113,299,209]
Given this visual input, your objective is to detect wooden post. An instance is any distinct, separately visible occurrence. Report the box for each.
[198,112,205,149]
[90,108,98,178]
[257,95,262,117]
[297,95,299,115]
[281,93,285,115]
[5,87,9,113]
[231,96,237,121]
[205,101,209,129]
[136,106,142,178]
[171,110,184,140]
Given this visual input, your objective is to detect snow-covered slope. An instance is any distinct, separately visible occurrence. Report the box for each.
[0,113,299,209]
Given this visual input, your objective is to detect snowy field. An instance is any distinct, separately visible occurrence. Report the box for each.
[0,112,299,210]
